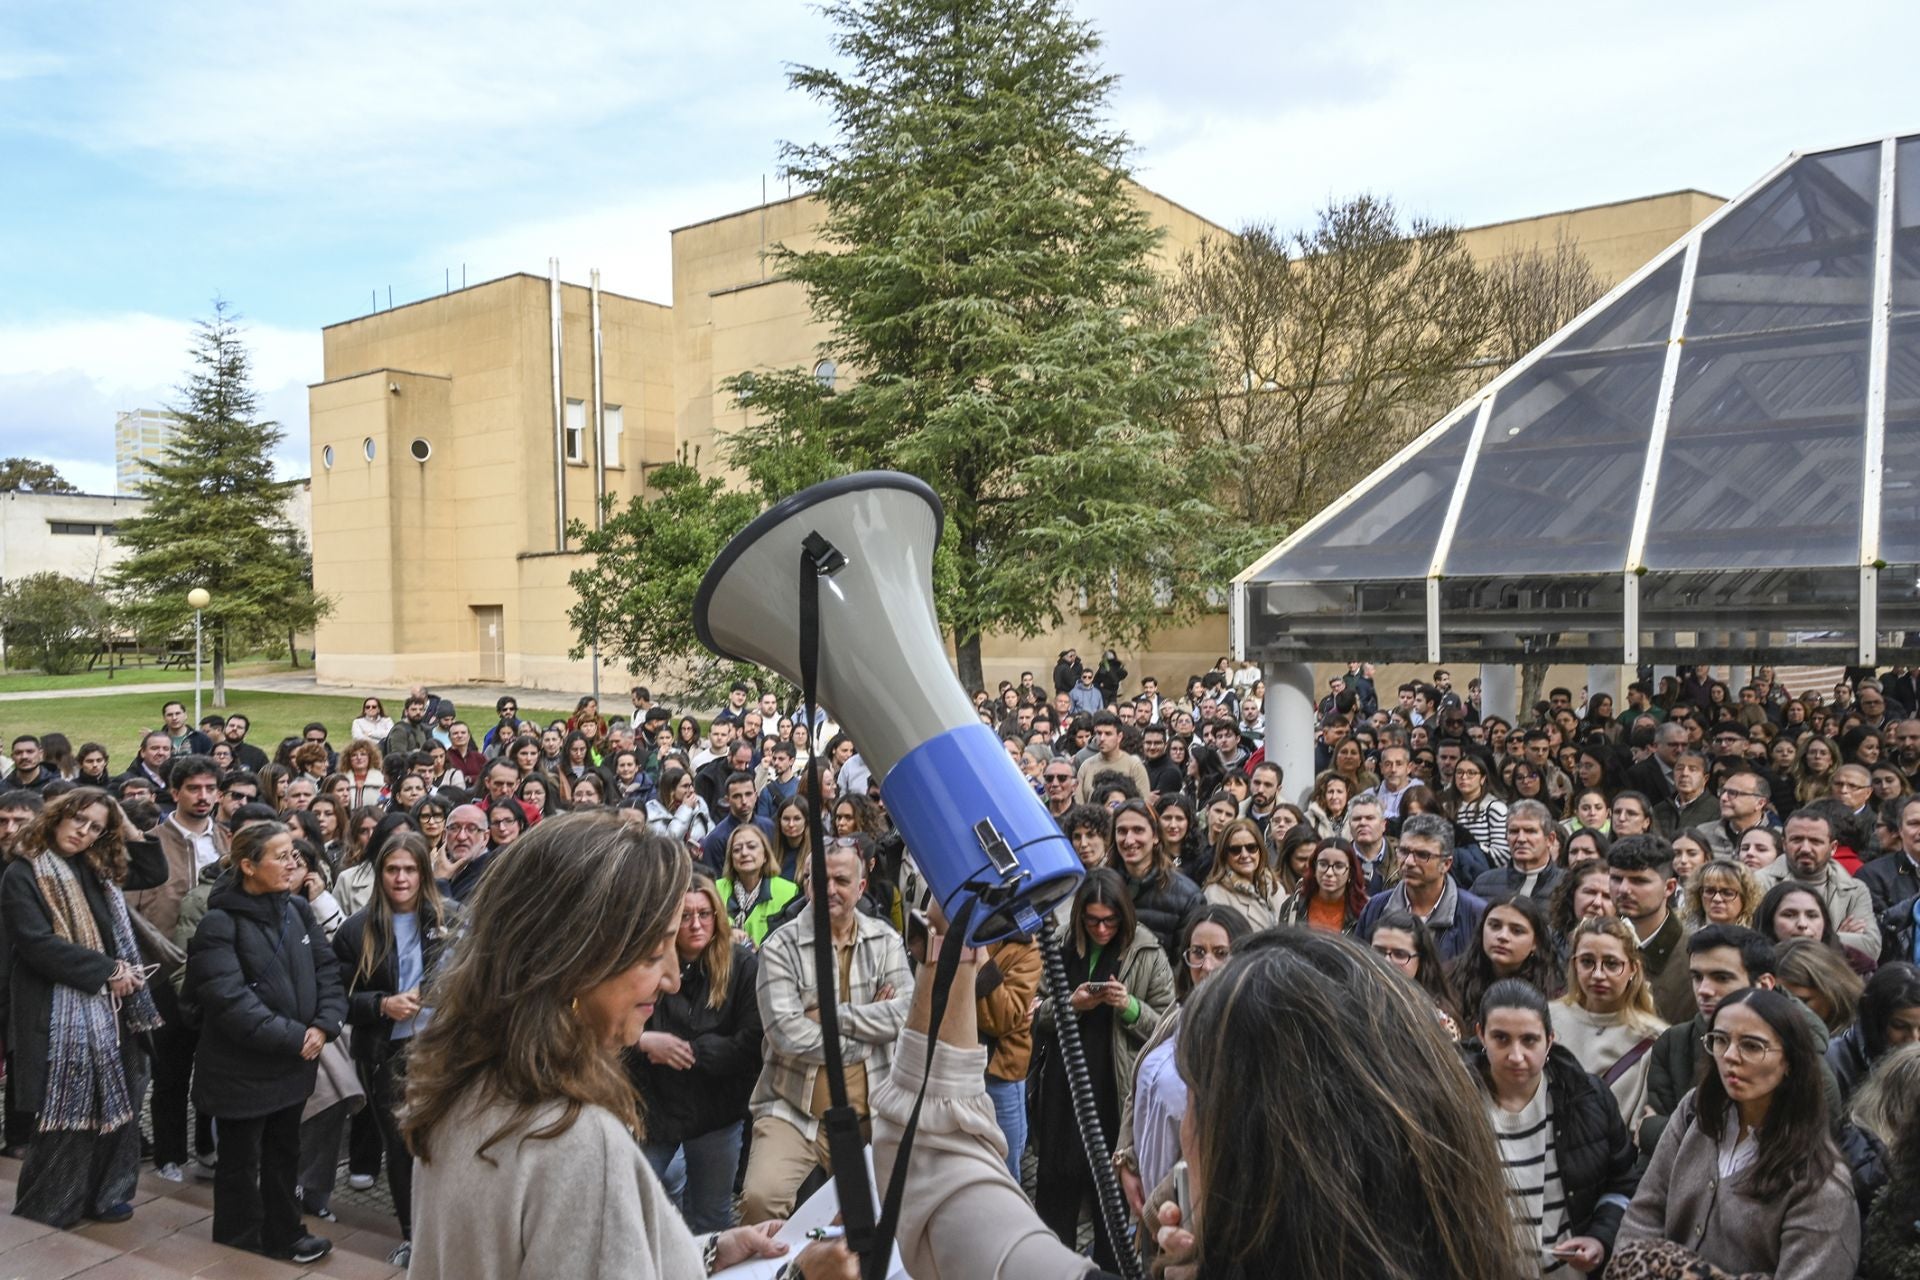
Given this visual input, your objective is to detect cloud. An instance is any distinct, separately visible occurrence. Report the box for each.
[7,0,826,194]
[0,313,316,490]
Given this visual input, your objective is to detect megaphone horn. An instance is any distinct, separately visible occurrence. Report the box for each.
[694,472,1082,942]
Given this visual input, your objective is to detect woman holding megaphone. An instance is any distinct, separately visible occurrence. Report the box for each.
[876,919,1529,1279]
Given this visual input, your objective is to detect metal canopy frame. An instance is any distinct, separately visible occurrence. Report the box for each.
[1235,133,1916,669]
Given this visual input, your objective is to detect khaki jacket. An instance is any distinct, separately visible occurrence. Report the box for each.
[128,817,229,941]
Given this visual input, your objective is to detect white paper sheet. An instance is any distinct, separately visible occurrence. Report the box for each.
[713,1148,909,1279]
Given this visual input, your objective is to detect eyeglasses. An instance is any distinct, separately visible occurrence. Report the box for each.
[1372,946,1416,965]
[1699,886,1741,901]
[1574,954,1629,975]
[1702,1031,1781,1061]
[447,822,485,835]
[1184,945,1231,965]
[1226,841,1261,854]
[1083,913,1119,932]
[1398,846,1446,863]
[63,816,108,836]
[1045,774,1074,784]
[681,909,716,925]
[1721,789,1765,801]
[1313,860,1348,874]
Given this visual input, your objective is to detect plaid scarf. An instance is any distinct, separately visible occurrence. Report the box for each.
[31,848,162,1132]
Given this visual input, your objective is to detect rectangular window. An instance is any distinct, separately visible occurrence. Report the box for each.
[601,404,624,468]
[48,521,98,536]
[564,398,586,464]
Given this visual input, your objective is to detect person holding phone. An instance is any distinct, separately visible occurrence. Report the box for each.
[1468,980,1638,1275]
[1031,868,1173,1270]
[1,787,169,1226]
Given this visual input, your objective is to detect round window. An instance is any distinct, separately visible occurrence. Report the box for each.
[409,438,432,462]
[362,438,376,461]
[813,359,838,391]
[321,445,334,470]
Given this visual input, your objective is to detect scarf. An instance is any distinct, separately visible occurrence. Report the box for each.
[31,848,163,1132]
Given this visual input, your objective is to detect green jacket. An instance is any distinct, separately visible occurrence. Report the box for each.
[716,874,799,948]
[1640,992,1841,1158]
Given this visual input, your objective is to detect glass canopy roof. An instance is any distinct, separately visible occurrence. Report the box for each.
[1235,132,1920,667]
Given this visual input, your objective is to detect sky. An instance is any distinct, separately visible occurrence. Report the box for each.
[2,0,1915,493]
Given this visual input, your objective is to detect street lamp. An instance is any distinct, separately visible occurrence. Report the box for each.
[187,588,210,723]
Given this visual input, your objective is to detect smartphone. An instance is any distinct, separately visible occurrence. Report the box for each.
[1171,1160,1191,1223]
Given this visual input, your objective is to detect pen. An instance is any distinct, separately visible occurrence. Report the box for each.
[805,1226,847,1241]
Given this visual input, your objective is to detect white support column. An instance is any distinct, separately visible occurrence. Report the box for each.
[1263,662,1317,807]
[1479,663,1518,725]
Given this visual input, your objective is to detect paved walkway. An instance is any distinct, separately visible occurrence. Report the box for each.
[0,1154,404,1279]
[0,673,592,710]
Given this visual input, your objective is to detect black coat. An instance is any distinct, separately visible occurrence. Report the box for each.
[184,874,347,1119]
[1466,1042,1640,1264]
[1859,852,1920,919]
[0,839,168,1114]
[624,943,762,1147]
[331,904,452,1067]
[1126,867,1202,956]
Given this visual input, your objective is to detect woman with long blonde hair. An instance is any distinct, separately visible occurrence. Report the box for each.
[1555,916,1667,1124]
[402,813,842,1279]
[627,873,763,1233]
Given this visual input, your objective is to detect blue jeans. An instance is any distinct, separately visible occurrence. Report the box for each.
[643,1123,744,1233]
[985,1075,1027,1182]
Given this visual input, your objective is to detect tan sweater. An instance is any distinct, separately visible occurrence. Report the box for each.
[409,1094,708,1280]
[874,1029,1101,1279]
[1553,1002,1665,1127]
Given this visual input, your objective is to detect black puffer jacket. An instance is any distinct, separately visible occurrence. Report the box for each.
[1126,867,1202,956]
[331,902,453,1067]
[625,942,762,1147]
[185,873,347,1119]
[1464,1042,1640,1265]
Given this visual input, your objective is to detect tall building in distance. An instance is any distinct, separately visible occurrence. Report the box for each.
[113,408,180,494]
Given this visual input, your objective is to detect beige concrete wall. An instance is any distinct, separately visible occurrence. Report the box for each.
[1458,190,1725,286]
[310,274,674,690]
[306,187,1730,699]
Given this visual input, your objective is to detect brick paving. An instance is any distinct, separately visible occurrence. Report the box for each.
[0,1154,406,1279]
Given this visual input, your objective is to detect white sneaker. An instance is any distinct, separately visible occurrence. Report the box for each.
[388,1242,412,1268]
[154,1162,185,1183]
[347,1173,376,1191]
[190,1156,218,1181]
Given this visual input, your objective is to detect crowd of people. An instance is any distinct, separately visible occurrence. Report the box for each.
[8,656,1920,1276]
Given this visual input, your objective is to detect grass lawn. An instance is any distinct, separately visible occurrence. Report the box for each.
[0,690,572,765]
[0,659,294,694]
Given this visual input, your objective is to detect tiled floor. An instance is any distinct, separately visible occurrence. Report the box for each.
[0,1158,405,1279]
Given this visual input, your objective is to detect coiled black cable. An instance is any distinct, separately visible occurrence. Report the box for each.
[1032,913,1146,1280]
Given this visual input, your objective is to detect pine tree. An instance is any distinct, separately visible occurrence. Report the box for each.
[110,302,329,705]
[721,0,1272,691]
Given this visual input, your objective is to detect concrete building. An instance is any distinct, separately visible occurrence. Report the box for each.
[114,408,181,493]
[0,485,313,591]
[309,183,1725,694]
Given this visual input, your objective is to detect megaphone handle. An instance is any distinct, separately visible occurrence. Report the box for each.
[1037,925,1147,1280]
[797,543,878,1258]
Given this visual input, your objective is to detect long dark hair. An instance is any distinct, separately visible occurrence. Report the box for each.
[1374,909,1462,1028]
[1696,988,1837,1200]
[1174,904,1251,1002]
[1449,893,1561,1020]
[1178,931,1524,1278]
[1859,963,1920,1059]
[1755,879,1847,956]
[1153,792,1202,868]
[1070,867,1135,957]
[355,832,452,985]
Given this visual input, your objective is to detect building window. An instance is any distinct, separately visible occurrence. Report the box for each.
[602,405,624,468]
[362,438,376,461]
[322,445,335,470]
[814,359,837,391]
[565,399,586,464]
[49,521,102,536]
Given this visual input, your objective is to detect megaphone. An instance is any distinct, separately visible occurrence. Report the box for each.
[694,472,1082,943]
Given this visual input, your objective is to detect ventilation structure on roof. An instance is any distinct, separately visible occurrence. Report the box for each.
[1235,132,1920,668]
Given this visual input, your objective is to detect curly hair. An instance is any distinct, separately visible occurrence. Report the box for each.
[7,786,130,883]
